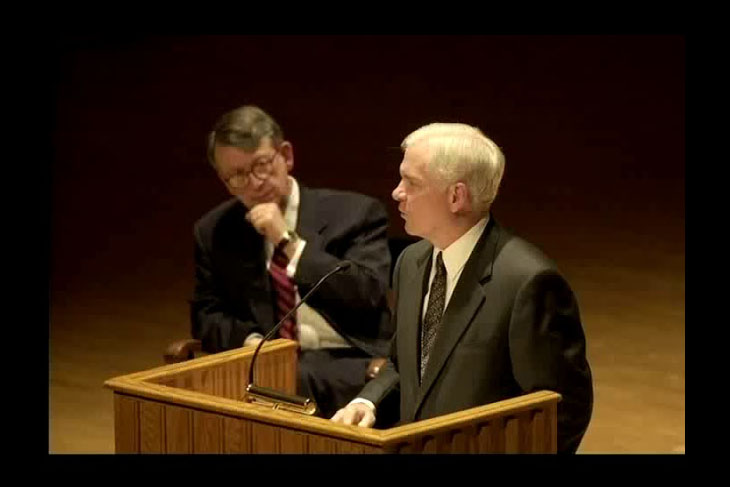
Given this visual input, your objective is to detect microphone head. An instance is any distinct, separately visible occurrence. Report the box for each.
[337,260,353,271]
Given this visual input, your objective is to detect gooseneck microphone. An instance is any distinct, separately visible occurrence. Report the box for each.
[244,260,353,414]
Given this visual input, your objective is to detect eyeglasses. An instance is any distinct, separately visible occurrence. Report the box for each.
[222,147,281,189]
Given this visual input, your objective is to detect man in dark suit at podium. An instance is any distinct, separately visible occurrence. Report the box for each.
[191,105,393,418]
[332,123,593,453]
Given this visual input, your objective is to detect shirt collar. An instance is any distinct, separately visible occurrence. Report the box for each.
[433,215,490,279]
[283,176,300,230]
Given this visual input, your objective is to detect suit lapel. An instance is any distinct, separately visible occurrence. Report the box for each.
[399,245,432,419]
[414,219,501,417]
[249,279,274,329]
[296,186,328,243]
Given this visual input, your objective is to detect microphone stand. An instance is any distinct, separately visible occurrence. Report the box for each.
[244,261,351,415]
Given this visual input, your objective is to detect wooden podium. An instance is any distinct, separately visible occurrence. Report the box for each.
[104,339,560,453]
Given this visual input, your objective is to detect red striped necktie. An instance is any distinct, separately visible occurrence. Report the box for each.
[270,247,298,340]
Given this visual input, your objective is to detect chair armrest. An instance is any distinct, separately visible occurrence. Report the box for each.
[366,357,388,381]
[164,338,202,364]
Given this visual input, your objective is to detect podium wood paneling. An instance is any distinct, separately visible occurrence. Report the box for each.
[105,339,560,454]
[165,405,192,453]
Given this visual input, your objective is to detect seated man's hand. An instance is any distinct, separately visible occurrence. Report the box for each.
[330,402,376,428]
[246,203,287,245]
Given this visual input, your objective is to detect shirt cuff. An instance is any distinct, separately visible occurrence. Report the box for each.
[349,397,376,412]
[243,333,265,347]
[286,239,307,277]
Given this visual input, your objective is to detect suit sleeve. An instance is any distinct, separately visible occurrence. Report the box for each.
[294,196,391,339]
[508,270,594,454]
[190,223,262,353]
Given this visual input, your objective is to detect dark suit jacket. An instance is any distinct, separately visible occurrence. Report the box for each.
[358,217,593,453]
[191,185,393,358]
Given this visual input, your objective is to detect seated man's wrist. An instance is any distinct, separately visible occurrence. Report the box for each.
[278,230,301,258]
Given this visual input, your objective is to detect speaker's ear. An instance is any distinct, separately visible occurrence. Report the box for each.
[449,181,471,214]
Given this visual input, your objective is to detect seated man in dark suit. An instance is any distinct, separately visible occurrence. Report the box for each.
[191,105,393,419]
[332,123,593,453]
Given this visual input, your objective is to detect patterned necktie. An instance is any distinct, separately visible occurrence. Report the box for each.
[269,247,298,341]
[421,251,447,381]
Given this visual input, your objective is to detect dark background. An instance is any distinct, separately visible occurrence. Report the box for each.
[50,34,684,297]
[49,35,684,452]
